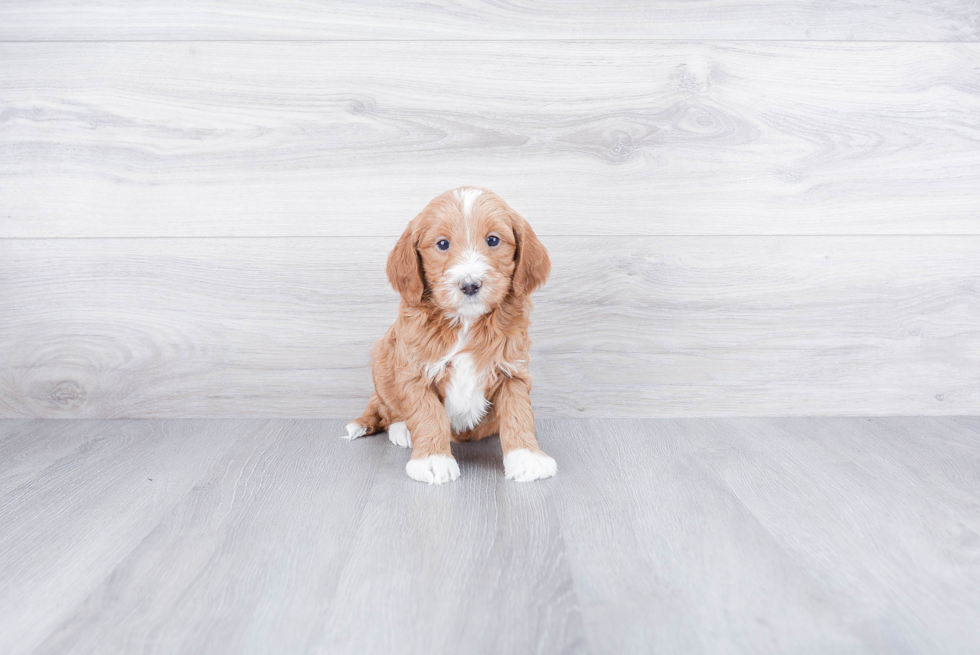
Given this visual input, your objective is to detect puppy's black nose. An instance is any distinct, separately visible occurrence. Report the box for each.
[460,280,482,296]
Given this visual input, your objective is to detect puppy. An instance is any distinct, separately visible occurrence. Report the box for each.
[342,187,556,484]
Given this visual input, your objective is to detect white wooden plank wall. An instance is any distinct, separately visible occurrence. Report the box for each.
[3,42,980,238]
[1,2,979,418]
[1,1,978,41]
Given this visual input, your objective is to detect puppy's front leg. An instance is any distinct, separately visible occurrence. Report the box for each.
[404,385,459,484]
[495,374,557,482]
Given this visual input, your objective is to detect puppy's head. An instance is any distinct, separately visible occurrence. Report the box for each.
[387,187,550,317]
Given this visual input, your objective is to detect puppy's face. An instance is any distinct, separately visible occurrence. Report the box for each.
[417,188,517,318]
[387,187,550,316]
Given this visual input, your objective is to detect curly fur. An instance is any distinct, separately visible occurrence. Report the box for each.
[344,187,556,483]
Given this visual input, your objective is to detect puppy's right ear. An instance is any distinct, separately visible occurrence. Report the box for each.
[386,220,425,305]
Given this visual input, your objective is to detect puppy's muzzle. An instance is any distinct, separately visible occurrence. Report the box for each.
[460,280,482,296]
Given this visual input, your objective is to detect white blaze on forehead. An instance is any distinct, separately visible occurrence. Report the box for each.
[461,188,482,219]
[453,187,483,219]
[452,187,483,242]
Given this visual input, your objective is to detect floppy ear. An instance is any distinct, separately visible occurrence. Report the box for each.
[386,220,426,305]
[511,210,551,297]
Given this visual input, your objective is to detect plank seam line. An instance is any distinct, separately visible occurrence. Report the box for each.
[1,39,978,44]
[2,234,979,241]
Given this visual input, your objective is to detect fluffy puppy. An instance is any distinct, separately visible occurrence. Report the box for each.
[342,187,556,484]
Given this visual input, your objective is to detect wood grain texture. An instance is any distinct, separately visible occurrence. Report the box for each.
[317,437,586,654]
[708,417,980,652]
[2,236,978,419]
[3,42,980,237]
[551,417,980,654]
[0,1,978,41]
[32,419,385,655]
[0,419,249,655]
[2,418,979,653]
[0,419,107,498]
[554,419,866,653]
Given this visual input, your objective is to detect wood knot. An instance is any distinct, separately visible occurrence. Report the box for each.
[48,380,86,409]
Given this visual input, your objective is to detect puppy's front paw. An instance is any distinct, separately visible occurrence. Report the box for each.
[406,455,460,484]
[387,421,412,448]
[504,449,557,482]
[340,422,367,441]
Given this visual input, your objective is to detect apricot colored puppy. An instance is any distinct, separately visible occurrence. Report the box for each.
[342,187,556,484]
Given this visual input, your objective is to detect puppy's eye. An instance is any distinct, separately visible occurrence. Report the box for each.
[436,239,450,251]
[486,235,500,247]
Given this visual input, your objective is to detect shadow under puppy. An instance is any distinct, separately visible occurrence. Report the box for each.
[342,187,556,484]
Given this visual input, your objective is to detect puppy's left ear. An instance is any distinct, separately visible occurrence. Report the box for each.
[510,209,551,297]
[386,218,426,305]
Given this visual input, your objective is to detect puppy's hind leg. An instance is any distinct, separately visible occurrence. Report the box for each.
[341,394,385,441]
[387,421,412,448]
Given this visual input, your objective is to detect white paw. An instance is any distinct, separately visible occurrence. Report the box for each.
[504,449,557,482]
[387,421,412,448]
[340,422,367,440]
[405,455,460,485]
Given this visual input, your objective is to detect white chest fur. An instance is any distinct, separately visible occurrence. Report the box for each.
[443,352,488,433]
[425,319,489,433]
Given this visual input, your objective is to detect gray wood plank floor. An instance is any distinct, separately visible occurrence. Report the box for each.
[1,418,977,654]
